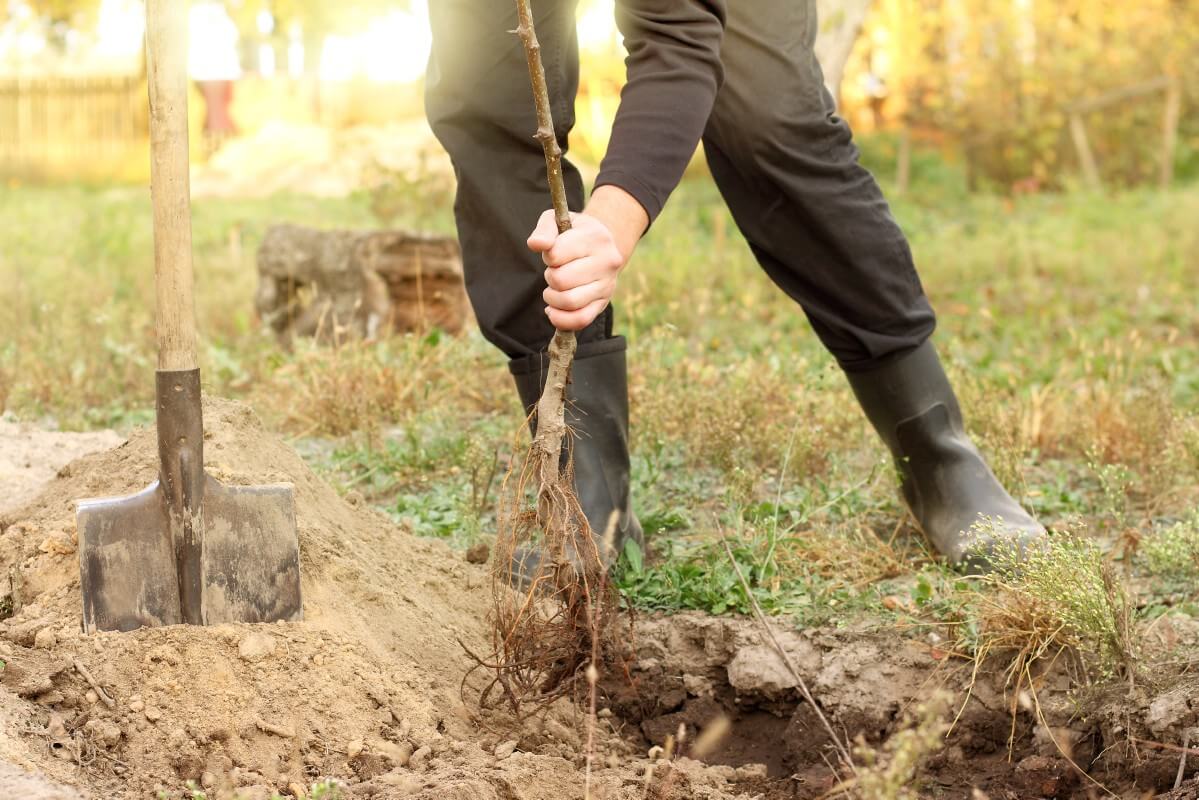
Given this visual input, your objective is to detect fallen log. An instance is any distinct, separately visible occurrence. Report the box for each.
[255,224,470,343]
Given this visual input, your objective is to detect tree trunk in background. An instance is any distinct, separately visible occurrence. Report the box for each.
[255,225,470,344]
[814,0,875,107]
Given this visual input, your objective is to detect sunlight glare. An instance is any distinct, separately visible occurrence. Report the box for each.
[93,0,143,58]
[319,0,430,84]
[576,0,618,52]
[188,2,241,81]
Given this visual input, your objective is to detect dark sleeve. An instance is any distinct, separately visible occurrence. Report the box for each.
[593,0,726,224]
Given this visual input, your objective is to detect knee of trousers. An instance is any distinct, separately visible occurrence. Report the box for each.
[426,90,531,156]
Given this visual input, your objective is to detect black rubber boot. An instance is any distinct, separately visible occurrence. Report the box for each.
[845,341,1046,572]
[509,336,644,579]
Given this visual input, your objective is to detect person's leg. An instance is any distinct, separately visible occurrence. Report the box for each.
[703,1,933,368]
[426,0,640,568]
[702,0,1043,569]
[426,0,608,357]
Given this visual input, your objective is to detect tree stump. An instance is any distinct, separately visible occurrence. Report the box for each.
[255,224,470,343]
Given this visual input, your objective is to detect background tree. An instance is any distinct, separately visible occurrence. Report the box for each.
[816,0,875,104]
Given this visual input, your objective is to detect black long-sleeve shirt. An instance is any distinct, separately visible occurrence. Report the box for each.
[593,0,726,224]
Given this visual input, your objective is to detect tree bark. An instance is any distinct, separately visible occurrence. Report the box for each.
[255,225,468,343]
[814,0,874,106]
[514,0,578,494]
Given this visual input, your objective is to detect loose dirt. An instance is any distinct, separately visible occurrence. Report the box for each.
[0,418,121,517]
[0,400,749,799]
[1,400,1197,798]
[614,614,1199,799]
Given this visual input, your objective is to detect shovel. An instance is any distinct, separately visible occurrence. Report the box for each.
[76,0,302,633]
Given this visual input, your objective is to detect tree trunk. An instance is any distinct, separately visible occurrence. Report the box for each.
[814,0,875,107]
[254,224,470,343]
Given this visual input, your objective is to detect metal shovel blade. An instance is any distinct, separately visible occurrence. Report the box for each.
[78,476,301,633]
[197,476,301,625]
[77,482,181,632]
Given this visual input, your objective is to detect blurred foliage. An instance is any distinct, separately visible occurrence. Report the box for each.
[225,0,411,38]
[864,0,1199,190]
[22,0,91,24]
[10,0,414,35]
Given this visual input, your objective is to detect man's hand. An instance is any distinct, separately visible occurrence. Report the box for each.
[527,185,649,331]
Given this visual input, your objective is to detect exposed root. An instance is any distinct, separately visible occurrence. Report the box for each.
[462,0,623,718]
[466,434,619,716]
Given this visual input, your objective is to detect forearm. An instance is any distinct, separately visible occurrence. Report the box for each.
[595,0,727,224]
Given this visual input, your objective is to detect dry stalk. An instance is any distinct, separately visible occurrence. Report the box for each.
[464,0,619,718]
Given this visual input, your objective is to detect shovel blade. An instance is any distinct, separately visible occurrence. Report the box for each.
[77,476,302,633]
[198,477,302,625]
[78,481,183,633]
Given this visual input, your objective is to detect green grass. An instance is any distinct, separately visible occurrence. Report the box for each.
[2,156,1198,645]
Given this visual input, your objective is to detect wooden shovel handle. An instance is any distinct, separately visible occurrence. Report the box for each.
[146,0,198,372]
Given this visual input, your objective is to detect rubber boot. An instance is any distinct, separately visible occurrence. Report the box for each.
[845,341,1046,572]
[509,336,645,580]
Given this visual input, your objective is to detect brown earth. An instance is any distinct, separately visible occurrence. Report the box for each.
[1,400,1197,799]
[614,614,1199,799]
[0,400,753,799]
[0,418,121,517]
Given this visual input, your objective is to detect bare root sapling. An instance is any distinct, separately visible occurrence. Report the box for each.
[464,0,619,717]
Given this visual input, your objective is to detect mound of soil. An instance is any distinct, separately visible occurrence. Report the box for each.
[0,400,746,799]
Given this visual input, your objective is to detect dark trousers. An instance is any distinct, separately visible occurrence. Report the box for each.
[425,0,936,372]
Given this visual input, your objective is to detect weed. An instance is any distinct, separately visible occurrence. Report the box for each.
[968,521,1139,683]
[832,691,952,800]
[1140,512,1199,585]
[1089,452,1135,532]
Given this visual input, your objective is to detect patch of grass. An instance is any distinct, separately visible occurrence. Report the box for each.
[390,482,485,544]
[2,177,1198,640]
[616,490,912,626]
[615,533,867,621]
[324,413,509,546]
[1140,512,1199,589]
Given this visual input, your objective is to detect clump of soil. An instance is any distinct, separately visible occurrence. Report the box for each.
[0,400,748,799]
[610,613,1199,799]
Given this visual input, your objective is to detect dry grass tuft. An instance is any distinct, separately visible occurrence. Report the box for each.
[957,523,1139,715]
[252,336,510,438]
[824,691,952,800]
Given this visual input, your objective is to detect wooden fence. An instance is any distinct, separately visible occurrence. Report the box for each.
[1065,75,1183,192]
[0,75,148,179]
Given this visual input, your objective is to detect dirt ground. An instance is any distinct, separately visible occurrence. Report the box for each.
[1,400,1197,799]
[0,418,121,518]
